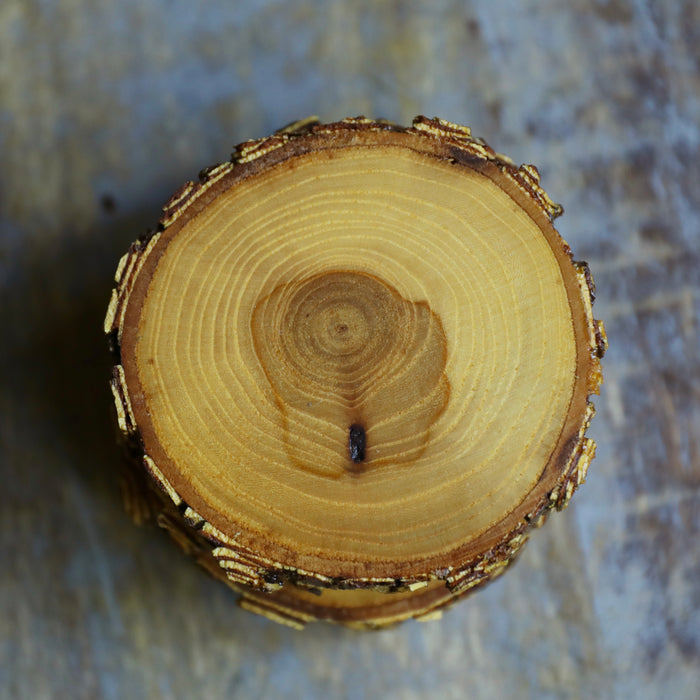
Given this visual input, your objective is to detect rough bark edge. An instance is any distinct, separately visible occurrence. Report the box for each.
[117,449,522,629]
[105,116,607,627]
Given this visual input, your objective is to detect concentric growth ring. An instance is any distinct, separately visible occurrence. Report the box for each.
[106,117,605,627]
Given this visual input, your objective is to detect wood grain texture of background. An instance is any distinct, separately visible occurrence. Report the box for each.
[1,1,699,698]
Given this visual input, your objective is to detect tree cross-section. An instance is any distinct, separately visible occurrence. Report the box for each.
[105,116,606,629]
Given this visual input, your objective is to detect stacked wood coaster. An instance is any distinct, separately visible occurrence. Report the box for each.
[105,116,606,629]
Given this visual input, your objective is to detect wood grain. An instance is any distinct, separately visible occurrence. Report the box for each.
[2,0,699,697]
[106,117,604,627]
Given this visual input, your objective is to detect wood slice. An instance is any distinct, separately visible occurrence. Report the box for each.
[105,116,606,629]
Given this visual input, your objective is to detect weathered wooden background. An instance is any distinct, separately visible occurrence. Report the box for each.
[1,1,698,698]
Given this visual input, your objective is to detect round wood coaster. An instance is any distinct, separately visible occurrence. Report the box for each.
[105,116,606,628]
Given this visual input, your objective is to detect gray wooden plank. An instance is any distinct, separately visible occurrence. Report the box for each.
[1,1,699,698]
